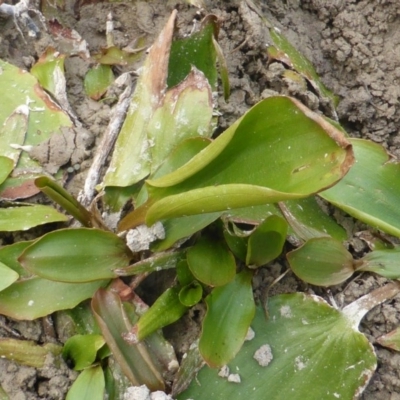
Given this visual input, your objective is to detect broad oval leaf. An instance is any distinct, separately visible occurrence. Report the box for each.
[246,215,288,267]
[179,294,377,400]
[0,277,107,320]
[19,228,132,282]
[66,365,105,400]
[321,139,400,237]
[199,270,255,367]
[187,236,236,287]
[145,96,353,224]
[287,237,354,286]
[0,204,68,231]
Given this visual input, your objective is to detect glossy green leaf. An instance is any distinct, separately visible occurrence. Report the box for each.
[0,277,107,320]
[179,293,377,400]
[246,215,287,267]
[135,287,188,341]
[63,334,105,370]
[91,288,165,391]
[66,365,105,400]
[279,197,347,242]
[167,17,218,89]
[321,139,400,237]
[179,282,203,307]
[199,270,255,367]
[0,338,61,368]
[0,157,13,185]
[0,204,68,231]
[144,96,353,224]
[84,64,114,100]
[355,247,400,279]
[187,236,236,287]
[287,237,354,286]
[0,261,19,291]
[19,228,131,282]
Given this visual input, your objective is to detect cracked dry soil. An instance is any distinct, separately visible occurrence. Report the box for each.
[1,0,400,399]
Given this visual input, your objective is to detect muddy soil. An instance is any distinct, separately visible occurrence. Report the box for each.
[1,0,400,399]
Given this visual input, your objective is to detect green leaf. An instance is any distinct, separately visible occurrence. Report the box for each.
[223,226,247,262]
[246,215,287,267]
[115,251,184,277]
[35,176,98,228]
[0,278,107,320]
[179,282,203,307]
[147,68,214,175]
[279,197,347,242]
[144,96,353,224]
[355,247,400,279]
[287,237,354,286]
[269,28,339,107]
[167,17,218,89]
[176,259,195,287]
[180,294,377,400]
[0,204,68,231]
[135,287,188,341]
[187,236,236,287]
[0,338,61,368]
[91,288,165,391]
[0,157,13,185]
[19,228,132,282]
[30,48,66,97]
[0,59,73,172]
[84,64,114,100]
[63,334,106,370]
[199,270,255,367]
[103,12,176,188]
[66,365,105,400]
[0,240,34,277]
[0,261,19,291]
[0,105,28,166]
[321,139,400,237]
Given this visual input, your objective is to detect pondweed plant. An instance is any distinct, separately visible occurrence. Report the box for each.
[2,7,400,400]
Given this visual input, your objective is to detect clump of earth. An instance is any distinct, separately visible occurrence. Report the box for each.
[1,0,400,399]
